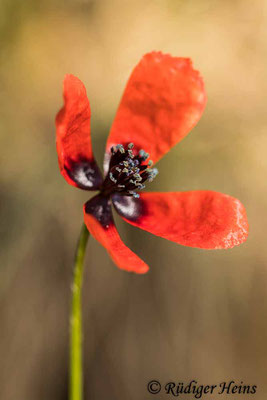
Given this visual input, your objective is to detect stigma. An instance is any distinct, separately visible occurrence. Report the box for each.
[101,143,158,198]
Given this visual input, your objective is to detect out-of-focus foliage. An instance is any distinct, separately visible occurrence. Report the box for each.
[0,1,266,399]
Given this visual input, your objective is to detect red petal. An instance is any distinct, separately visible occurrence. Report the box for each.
[56,74,102,190]
[105,52,206,169]
[113,191,248,249]
[84,195,149,274]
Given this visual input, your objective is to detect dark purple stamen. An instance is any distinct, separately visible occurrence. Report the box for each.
[100,143,158,198]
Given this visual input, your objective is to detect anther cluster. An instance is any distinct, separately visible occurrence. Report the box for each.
[101,143,158,198]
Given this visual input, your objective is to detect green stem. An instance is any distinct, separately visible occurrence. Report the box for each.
[70,223,90,400]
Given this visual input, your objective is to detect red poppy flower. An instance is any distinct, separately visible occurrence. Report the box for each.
[55,51,248,274]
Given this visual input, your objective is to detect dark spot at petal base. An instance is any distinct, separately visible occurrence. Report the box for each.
[112,193,144,221]
[65,157,103,190]
[84,195,112,229]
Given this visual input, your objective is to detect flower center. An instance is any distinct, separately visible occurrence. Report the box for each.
[101,143,158,198]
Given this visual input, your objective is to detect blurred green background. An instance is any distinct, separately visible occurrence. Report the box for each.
[0,0,266,399]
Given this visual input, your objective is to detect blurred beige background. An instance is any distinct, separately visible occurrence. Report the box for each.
[0,0,266,399]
